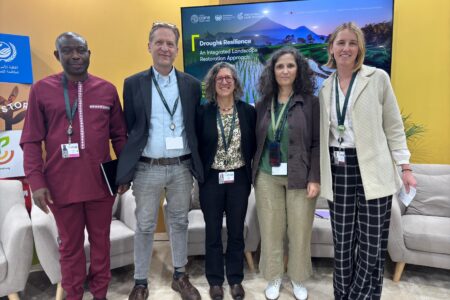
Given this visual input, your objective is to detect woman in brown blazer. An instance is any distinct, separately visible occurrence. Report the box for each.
[253,47,320,300]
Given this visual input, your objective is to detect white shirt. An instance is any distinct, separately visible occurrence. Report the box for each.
[142,67,191,158]
[329,74,410,165]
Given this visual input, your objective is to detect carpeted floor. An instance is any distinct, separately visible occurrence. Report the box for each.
[10,240,450,300]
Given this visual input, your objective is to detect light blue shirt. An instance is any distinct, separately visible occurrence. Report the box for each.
[142,67,191,158]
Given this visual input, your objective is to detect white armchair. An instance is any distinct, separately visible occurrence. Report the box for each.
[0,180,33,300]
[31,189,136,299]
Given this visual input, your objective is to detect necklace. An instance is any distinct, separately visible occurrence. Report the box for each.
[219,106,233,112]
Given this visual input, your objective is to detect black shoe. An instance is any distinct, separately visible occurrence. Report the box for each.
[128,284,149,300]
[171,274,201,300]
[209,285,224,300]
[230,283,245,300]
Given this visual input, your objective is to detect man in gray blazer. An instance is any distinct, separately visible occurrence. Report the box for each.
[116,22,203,300]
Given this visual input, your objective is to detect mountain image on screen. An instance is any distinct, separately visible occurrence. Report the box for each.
[214,17,327,46]
[182,0,394,103]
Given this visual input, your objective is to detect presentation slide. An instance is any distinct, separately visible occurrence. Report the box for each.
[181,0,393,102]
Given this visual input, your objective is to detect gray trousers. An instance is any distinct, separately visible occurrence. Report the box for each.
[132,160,193,280]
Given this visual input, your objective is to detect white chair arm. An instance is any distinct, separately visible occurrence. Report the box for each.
[118,190,136,231]
[30,204,61,284]
[388,194,407,263]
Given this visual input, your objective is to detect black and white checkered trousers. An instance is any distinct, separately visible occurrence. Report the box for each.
[328,147,392,300]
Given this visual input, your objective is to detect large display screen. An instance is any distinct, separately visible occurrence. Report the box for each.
[181,0,394,103]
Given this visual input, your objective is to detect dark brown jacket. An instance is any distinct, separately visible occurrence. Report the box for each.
[252,93,320,189]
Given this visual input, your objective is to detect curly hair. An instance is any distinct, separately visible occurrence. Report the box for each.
[258,47,315,104]
[203,62,243,103]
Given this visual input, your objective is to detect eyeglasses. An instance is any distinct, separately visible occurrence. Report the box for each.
[152,21,177,29]
[215,76,234,83]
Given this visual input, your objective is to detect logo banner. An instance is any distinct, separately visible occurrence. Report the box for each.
[1,83,29,178]
[0,130,25,178]
[0,33,33,84]
[1,83,30,131]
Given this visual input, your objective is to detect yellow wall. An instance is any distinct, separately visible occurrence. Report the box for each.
[0,0,215,101]
[1,0,449,164]
[391,0,450,164]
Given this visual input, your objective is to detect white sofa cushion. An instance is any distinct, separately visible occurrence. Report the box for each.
[405,174,450,218]
[83,220,135,260]
[311,217,333,244]
[112,195,119,217]
[403,215,450,255]
[0,245,6,281]
[186,209,248,244]
[109,220,135,256]
[190,180,201,210]
[187,210,225,244]
[316,197,329,209]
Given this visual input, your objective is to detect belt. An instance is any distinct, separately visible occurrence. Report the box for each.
[139,154,191,165]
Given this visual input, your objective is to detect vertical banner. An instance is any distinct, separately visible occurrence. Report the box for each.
[0,130,25,177]
[0,33,33,179]
[0,83,30,177]
[0,33,33,84]
[0,83,30,130]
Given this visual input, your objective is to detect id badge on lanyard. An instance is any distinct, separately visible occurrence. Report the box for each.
[61,76,81,159]
[217,105,237,184]
[152,68,184,151]
[218,171,235,184]
[270,96,290,175]
[272,163,287,175]
[333,72,357,166]
[333,150,346,166]
[61,143,80,158]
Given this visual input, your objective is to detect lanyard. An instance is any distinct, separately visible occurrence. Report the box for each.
[151,68,179,131]
[270,95,292,142]
[335,72,357,141]
[62,75,79,140]
[216,104,237,158]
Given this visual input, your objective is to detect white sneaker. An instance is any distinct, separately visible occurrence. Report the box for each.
[291,280,308,300]
[265,278,282,300]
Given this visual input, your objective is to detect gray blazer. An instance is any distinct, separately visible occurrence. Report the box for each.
[116,68,204,185]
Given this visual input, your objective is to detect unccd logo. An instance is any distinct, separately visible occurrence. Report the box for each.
[0,41,17,62]
[0,136,14,165]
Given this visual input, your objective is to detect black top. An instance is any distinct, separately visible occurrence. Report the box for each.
[196,100,256,184]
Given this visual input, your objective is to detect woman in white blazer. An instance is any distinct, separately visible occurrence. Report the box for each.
[318,22,416,300]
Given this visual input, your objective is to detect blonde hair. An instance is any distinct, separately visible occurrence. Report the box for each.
[326,22,366,71]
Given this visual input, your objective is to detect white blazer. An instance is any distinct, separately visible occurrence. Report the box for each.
[319,65,407,200]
